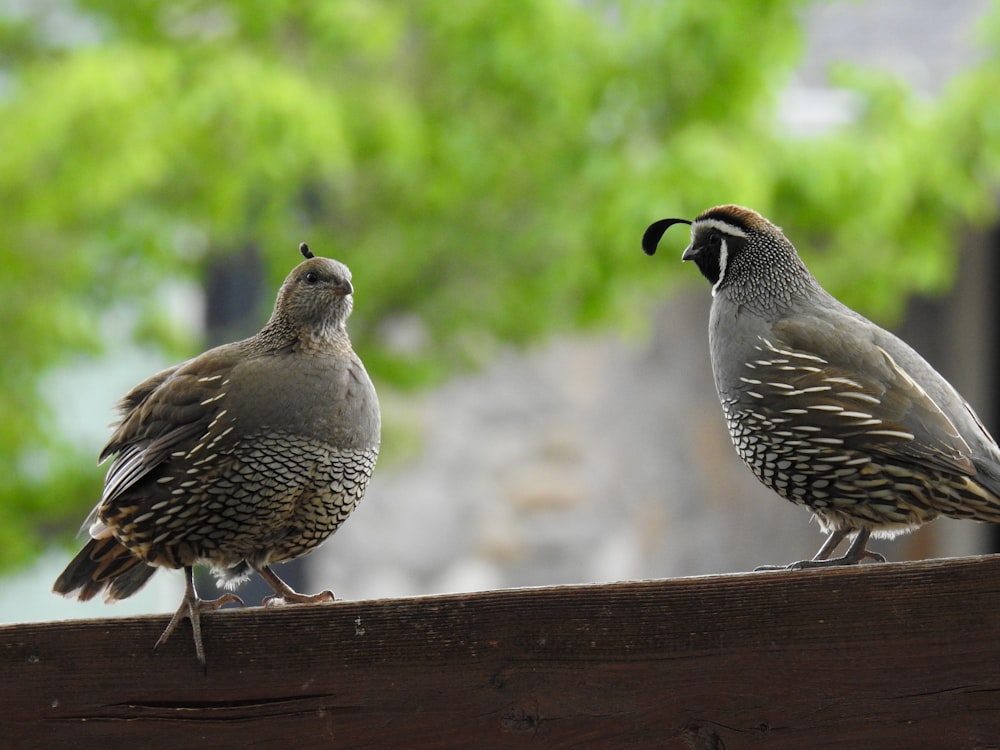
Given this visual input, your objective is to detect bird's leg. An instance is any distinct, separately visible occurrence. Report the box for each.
[754,528,849,571]
[155,566,244,665]
[809,528,852,562]
[836,528,886,565]
[255,564,335,607]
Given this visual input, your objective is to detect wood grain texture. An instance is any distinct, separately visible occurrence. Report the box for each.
[5,556,1000,749]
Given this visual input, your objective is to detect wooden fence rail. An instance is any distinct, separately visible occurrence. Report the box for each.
[4,555,1000,749]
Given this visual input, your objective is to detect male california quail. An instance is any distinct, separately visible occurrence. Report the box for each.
[53,244,380,664]
[643,204,1000,568]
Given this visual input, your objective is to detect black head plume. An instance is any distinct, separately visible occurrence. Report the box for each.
[642,218,692,256]
[299,242,314,260]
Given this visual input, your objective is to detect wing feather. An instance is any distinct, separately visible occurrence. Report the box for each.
[763,317,976,477]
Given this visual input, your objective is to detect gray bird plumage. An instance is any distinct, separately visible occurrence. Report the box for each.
[54,243,380,664]
[643,205,1000,567]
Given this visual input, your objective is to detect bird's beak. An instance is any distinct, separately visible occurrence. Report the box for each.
[335,279,354,297]
[681,244,698,262]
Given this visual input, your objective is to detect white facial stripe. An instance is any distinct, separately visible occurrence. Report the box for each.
[711,237,728,296]
[694,218,748,238]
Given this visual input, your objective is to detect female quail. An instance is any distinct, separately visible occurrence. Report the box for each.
[54,244,381,664]
[643,204,1000,568]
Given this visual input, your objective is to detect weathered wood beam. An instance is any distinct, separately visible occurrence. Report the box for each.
[5,555,1000,749]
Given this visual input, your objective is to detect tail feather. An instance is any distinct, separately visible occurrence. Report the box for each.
[53,536,157,602]
[107,562,158,600]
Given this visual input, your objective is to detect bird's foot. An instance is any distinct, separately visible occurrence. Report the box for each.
[155,593,244,662]
[756,550,886,571]
[156,567,243,666]
[754,561,792,571]
[262,589,335,607]
[254,563,335,607]
[754,528,886,571]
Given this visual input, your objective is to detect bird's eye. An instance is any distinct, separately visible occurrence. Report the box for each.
[707,233,722,250]
[304,271,320,284]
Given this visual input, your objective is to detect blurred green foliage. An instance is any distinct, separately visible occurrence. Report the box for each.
[2,0,1000,572]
